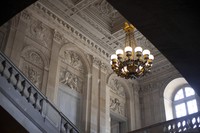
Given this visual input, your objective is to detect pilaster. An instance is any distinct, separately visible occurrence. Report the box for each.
[46,30,63,103]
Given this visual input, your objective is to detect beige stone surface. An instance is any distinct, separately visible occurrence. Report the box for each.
[0,0,199,132]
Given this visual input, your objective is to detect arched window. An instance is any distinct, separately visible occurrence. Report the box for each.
[173,87,198,118]
[164,78,200,120]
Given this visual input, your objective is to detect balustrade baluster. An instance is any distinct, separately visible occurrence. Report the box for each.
[35,93,42,112]
[22,81,30,99]
[29,87,36,105]
[15,74,24,93]
[60,120,66,133]
[0,59,4,73]
[70,128,74,133]
[2,61,11,80]
[65,122,70,133]
[8,67,17,86]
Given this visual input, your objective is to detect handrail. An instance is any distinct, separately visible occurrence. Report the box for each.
[0,51,80,133]
[129,111,200,133]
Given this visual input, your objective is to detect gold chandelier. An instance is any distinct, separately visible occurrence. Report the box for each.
[110,22,154,79]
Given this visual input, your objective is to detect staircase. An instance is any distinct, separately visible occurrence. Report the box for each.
[0,51,80,133]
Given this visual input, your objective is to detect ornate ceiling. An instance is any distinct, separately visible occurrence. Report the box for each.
[38,0,180,83]
[39,0,178,80]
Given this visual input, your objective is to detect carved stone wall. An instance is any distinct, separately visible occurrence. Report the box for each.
[20,49,44,90]
[109,78,126,117]
[0,0,185,132]
[26,17,53,49]
[110,97,126,116]
[59,49,85,93]
[62,50,84,73]
[59,67,83,93]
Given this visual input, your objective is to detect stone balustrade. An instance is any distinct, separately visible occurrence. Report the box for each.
[0,51,79,133]
[129,112,200,133]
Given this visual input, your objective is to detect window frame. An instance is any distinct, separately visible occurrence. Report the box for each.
[172,85,199,118]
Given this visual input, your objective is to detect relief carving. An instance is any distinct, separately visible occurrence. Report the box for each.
[100,62,108,73]
[110,79,125,98]
[23,50,44,69]
[92,56,101,68]
[22,63,42,89]
[63,50,84,73]
[53,30,64,43]
[110,97,125,116]
[94,0,121,20]
[59,67,82,93]
[28,20,52,48]
[20,10,30,22]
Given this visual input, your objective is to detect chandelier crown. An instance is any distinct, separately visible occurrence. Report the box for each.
[110,22,154,79]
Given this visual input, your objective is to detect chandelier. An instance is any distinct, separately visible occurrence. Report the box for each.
[110,22,154,79]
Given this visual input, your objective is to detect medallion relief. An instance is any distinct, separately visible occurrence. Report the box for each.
[27,20,52,48]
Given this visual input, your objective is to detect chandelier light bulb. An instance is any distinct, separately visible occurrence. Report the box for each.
[142,49,150,55]
[149,54,154,60]
[124,46,132,53]
[134,46,143,53]
[111,54,117,60]
[116,49,124,55]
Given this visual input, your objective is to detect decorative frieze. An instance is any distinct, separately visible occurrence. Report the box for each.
[20,10,31,22]
[59,67,83,93]
[31,2,110,61]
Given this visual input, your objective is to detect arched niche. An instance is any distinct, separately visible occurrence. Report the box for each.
[57,43,91,129]
[163,77,188,120]
[107,74,132,133]
[19,45,49,93]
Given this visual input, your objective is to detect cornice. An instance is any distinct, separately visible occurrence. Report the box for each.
[29,2,111,64]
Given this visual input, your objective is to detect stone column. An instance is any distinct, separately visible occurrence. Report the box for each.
[46,30,63,103]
